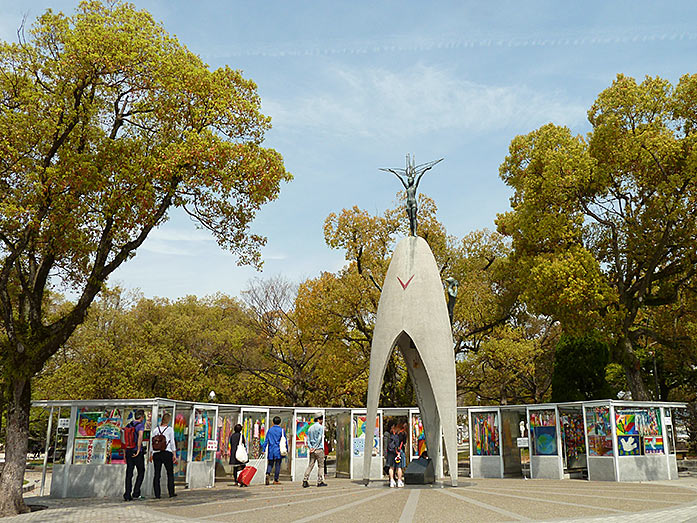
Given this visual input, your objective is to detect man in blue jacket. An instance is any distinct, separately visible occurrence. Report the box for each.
[302,414,328,488]
[262,416,286,485]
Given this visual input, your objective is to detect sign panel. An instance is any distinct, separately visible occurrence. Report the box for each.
[516,437,529,448]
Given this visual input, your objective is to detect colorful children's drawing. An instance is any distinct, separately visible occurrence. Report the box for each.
[73,438,108,464]
[643,436,664,454]
[295,417,311,458]
[615,412,637,435]
[77,411,101,437]
[95,416,121,440]
[534,426,557,455]
[618,435,641,456]
[586,407,611,437]
[124,409,151,429]
[110,438,125,464]
[354,416,366,439]
[73,439,91,464]
[587,435,613,456]
[635,408,662,436]
[352,415,380,457]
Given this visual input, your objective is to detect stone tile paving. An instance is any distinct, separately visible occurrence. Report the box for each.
[4,477,697,522]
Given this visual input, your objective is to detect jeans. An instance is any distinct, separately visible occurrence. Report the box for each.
[266,458,282,481]
[153,450,175,498]
[124,448,144,499]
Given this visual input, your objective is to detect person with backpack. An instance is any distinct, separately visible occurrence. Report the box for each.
[123,409,146,501]
[386,422,406,488]
[149,412,177,498]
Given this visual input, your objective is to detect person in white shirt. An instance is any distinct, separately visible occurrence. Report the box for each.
[149,412,178,498]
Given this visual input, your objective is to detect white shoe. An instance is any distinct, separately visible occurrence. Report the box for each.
[397,479,404,488]
[389,480,396,488]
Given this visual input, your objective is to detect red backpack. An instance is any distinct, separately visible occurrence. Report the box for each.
[123,422,138,449]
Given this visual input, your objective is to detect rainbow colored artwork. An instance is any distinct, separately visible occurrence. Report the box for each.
[616,413,637,435]
[295,418,310,458]
[411,415,427,457]
[472,412,499,456]
[174,413,187,443]
[354,416,367,439]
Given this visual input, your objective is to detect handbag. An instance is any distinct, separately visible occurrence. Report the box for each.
[235,438,249,463]
[279,430,288,457]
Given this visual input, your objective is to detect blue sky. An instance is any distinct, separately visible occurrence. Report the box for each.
[2,1,696,300]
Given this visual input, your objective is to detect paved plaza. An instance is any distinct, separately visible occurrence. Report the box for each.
[7,476,697,522]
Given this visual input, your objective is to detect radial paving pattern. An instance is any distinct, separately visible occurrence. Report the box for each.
[7,477,697,522]
[150,477,697,522]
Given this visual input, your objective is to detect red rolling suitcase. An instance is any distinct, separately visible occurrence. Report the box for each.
[237,466,257,486]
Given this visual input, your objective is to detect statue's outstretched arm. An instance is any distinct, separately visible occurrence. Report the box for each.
[414,158,444,187]
[380,168,409,189]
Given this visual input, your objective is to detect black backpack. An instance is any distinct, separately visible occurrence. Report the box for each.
[387,433,399,453]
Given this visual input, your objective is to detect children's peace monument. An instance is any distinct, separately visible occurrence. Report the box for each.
[362,155,459,486]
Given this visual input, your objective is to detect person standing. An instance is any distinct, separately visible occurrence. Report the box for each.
[228,424,247,487]
[150,412,178,498]
[386,422,406,488]
[262,416,286,485]
[302,414,327,488]
[123,409,146,501]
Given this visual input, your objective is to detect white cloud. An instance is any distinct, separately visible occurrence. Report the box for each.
[217,30,697,59]
[139,227,215,256]
[263,64,586,139]
[147,228,215,243]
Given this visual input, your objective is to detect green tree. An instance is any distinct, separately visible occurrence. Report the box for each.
[0,2,289,514]
[497,74,697,401]
[551,333,615,402]
[457,318,558,405]
[34,289,257,403]
[322,195,549,406]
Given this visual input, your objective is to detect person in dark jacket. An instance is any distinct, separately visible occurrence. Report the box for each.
[262,416,286,485]
[228,424,247,487]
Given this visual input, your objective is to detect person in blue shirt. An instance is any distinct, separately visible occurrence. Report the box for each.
[123,409,145,501]
[262,416,286,485]
[302,414,328,488]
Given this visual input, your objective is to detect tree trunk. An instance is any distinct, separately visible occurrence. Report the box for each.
[619,337,650,400]
[0,377,31,516]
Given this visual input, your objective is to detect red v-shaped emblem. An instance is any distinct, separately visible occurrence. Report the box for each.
[397,275,414,290]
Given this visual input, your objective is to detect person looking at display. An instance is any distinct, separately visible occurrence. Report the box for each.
[262,416,286,485]
[149,412,178,498]
[123,409,146,501]
[386,422,406,488]
[302,414,328,488]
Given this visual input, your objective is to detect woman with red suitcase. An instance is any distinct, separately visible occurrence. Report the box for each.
[229,424,248,487]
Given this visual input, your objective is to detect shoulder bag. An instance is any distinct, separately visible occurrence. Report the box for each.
[279,429,288,457]
[235,436,249,463]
